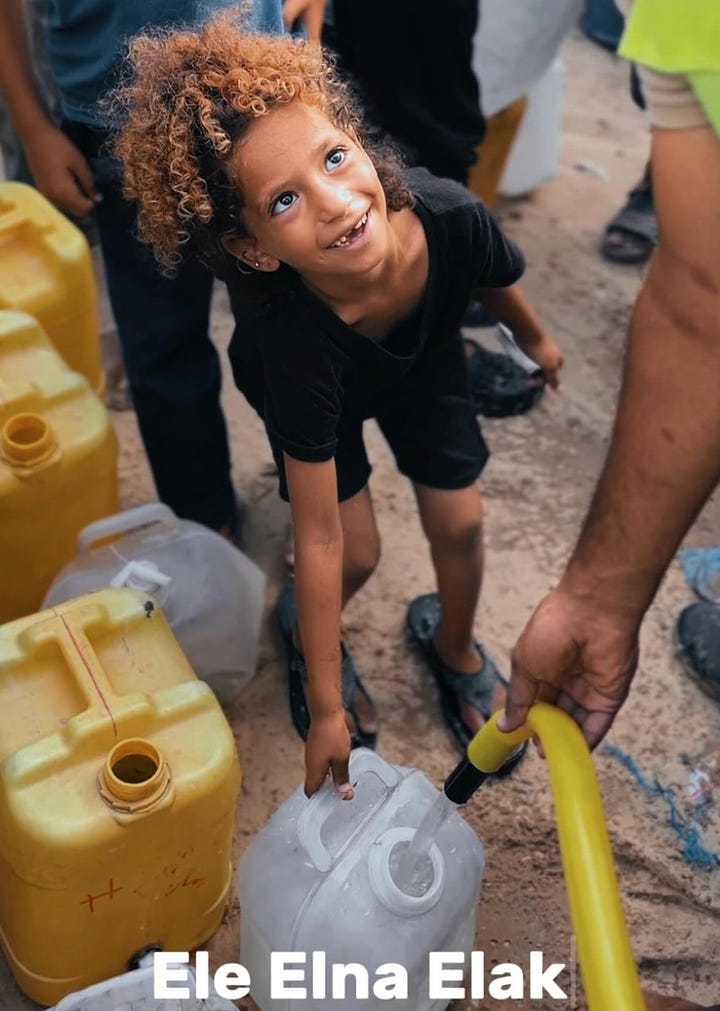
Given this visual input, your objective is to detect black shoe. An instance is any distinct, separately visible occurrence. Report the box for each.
[462,301,499,328]
[675,601,720,703]
[464,338,545,418]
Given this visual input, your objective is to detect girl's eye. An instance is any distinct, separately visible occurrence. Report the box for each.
[326,147,346,169]
[271,191,297,216]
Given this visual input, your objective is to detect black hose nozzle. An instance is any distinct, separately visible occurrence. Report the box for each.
[443,756,489,805]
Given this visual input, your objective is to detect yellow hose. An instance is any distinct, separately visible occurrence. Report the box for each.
[467,703,645,1011]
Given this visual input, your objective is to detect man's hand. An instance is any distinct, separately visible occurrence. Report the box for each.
[304,709,353,798]
[502,584,640,750]
[23,123,99,217]
[282,0,327,42]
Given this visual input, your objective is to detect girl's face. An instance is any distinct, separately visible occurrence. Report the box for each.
[224,102,390,278]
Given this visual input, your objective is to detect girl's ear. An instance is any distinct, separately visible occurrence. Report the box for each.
[220,234,280,273]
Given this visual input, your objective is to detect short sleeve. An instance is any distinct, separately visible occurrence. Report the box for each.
[635,66,709,130]
[262,331,345,463]
[471,201,525,289]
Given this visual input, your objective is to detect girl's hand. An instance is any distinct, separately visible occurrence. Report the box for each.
[282,0,327,42]
[527,335,564,390]
[304,709,354,799]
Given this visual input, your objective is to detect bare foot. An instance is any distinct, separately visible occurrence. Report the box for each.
[433,635,506,737]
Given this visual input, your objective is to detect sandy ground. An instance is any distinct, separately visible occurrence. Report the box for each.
[2,27,720,1011]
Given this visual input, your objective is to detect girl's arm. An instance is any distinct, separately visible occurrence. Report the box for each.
[475,284,563,389]
[284,454,352,797]
[474,284,547,351]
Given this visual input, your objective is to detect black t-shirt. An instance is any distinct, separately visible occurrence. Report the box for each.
[227,168,524,463]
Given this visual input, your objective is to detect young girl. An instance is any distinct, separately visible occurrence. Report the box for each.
[114,13,562,798]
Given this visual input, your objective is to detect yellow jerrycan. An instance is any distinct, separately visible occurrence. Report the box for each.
[0,311,118,622]
[0,588,241,1007]
[0,181,103,392]
[445,704,646,1011]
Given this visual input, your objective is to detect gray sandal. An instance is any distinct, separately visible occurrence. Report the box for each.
[407,592,527,773]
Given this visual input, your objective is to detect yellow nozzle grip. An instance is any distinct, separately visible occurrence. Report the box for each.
[467,704,645,1011]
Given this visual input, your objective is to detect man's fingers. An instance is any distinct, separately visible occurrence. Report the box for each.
[580,709,615,752]
[500,648,541,731]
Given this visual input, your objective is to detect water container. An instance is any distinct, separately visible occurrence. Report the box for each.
[0,588,241,1007]
[0,311,118,623]
[0,182,103,391]
[238,750,484,1011]
[43,503,266,705]
[51,962,237,1011]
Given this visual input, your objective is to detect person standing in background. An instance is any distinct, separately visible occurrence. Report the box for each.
[0,0,326,538]
[504,2,720,1005]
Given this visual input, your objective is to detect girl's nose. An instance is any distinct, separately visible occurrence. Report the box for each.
[317,181,353,221]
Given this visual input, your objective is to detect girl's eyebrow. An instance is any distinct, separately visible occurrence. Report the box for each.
[255,131,346,212]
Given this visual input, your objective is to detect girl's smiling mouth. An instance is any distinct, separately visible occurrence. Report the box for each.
[329,210,369,249]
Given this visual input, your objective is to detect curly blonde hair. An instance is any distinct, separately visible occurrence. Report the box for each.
[110,10,412,288]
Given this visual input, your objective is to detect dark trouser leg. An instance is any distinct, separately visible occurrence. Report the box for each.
[89,151,235,530]
[328,0,485,185]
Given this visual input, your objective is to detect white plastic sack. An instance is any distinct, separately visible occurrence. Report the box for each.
[473,0,583,116]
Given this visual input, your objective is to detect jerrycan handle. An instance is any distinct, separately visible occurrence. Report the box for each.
[0,203,28,237]
[297,750,399,872]
[78,504,178,552]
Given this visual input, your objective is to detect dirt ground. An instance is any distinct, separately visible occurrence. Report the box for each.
[2,26,719,1011]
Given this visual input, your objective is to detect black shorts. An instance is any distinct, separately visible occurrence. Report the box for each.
[271,337,489,502]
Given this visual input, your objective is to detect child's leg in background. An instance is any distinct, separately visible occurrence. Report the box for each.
[414,482,504,735]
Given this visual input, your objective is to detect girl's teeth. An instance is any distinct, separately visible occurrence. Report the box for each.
[332,212,368,248]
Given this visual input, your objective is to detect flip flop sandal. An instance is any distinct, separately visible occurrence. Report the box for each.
[463,338,545,419]
[277,581,378,749]
[601,183,657,265]
[674,601,720,703]
[406,592,527,773]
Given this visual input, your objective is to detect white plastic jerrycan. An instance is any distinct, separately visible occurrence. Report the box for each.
[238,750,484,1011]
[43,503,265,705]
[51,958,237,1011]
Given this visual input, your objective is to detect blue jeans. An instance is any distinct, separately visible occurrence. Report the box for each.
[67,123,235,530]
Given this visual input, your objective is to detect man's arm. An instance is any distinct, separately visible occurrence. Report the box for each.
[504,123,720,746]
[566,124,720,616]
[0,0,97,214]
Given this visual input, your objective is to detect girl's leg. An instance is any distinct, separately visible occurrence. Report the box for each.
[414,482,505,735]
[339,485,381,604]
